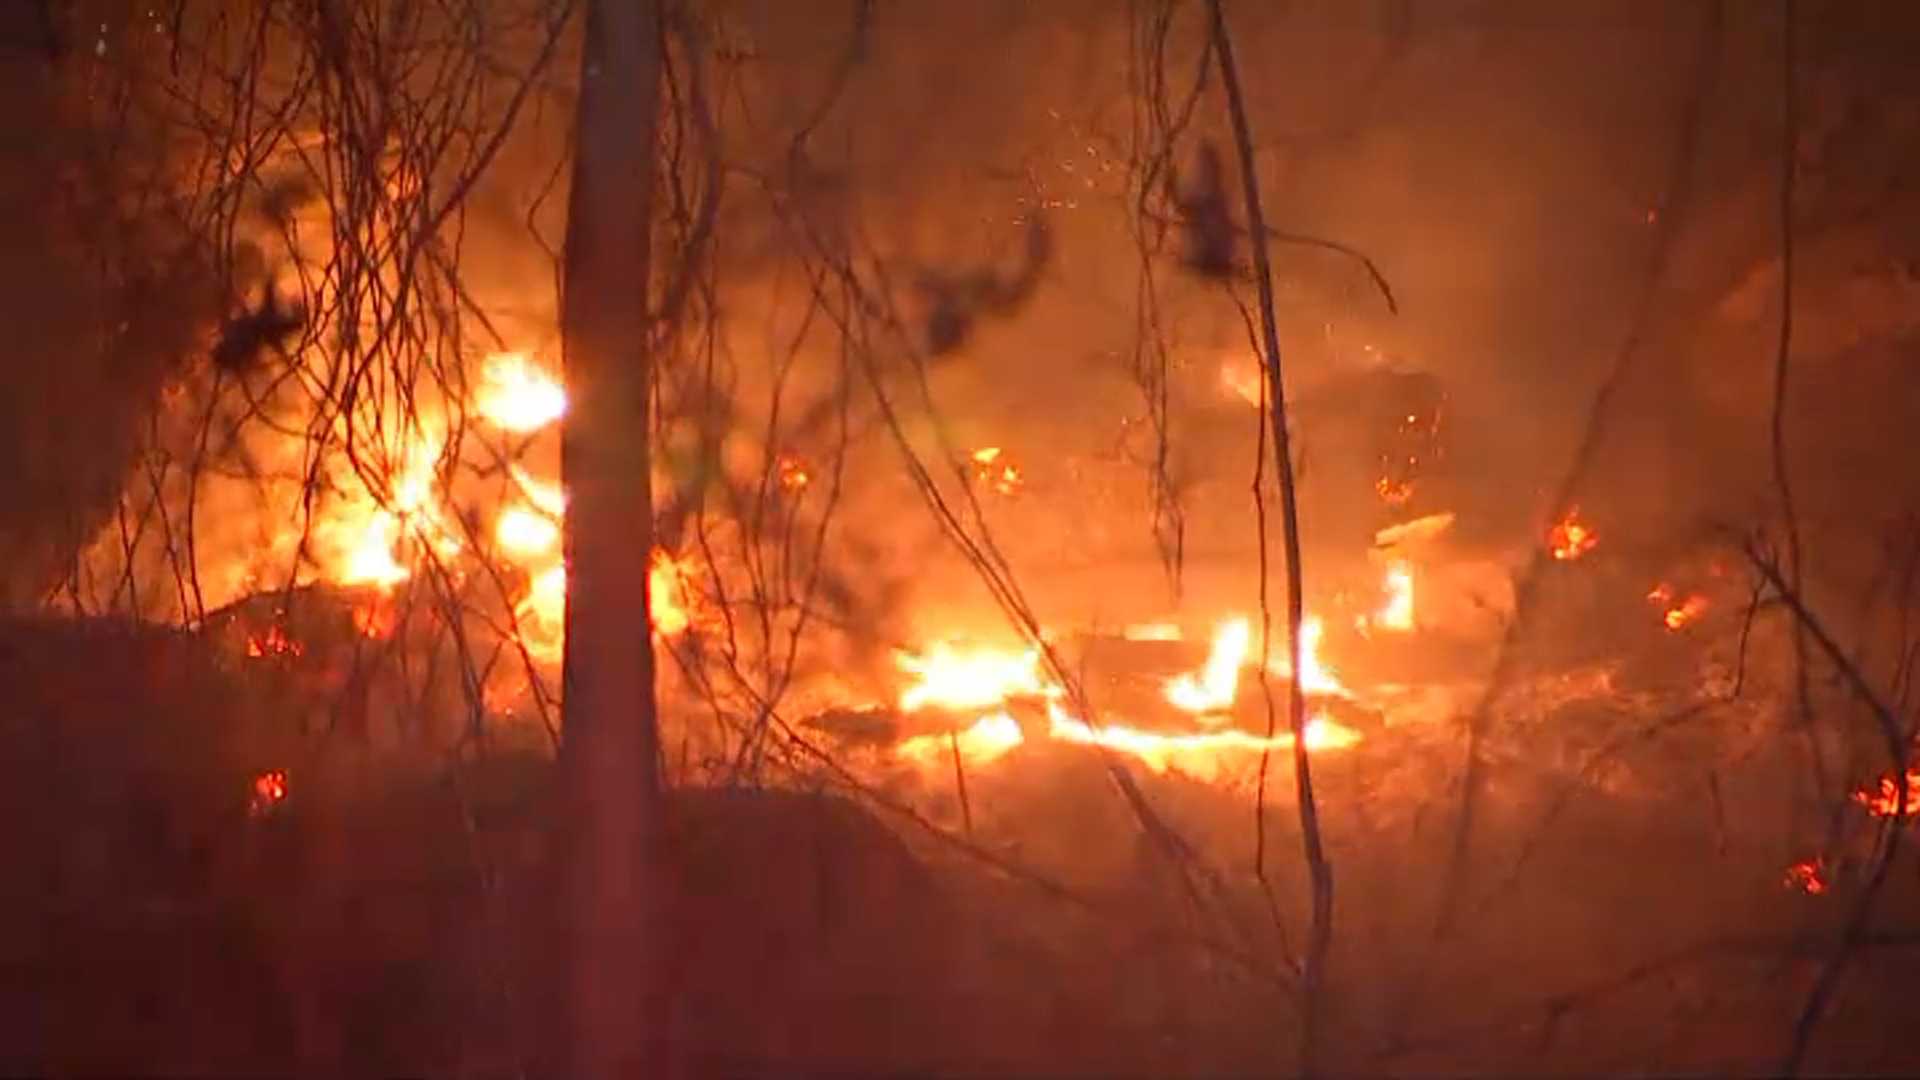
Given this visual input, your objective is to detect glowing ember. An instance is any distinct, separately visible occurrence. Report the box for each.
[249,769,288,816]
[1853,767,1920,818]
[1661,595,1709,631]
[474,351,566,433]
[1165,617,1250,715]
[245,623,303,659]
[1784,858,1829,895]
[1548,509,1598,561]
[1375,475,1414,505]
[777,455,811,491]
[968,446,1024,495]
[496,505,559,555]
[512,550,693,661]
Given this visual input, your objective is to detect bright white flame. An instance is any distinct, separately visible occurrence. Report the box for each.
[475,352,566,433]
[496,506,559,555]
[1376,561,1415,632]
[1165,617,1250,714]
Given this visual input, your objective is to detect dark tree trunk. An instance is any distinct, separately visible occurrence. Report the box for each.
[557,1,667,1075]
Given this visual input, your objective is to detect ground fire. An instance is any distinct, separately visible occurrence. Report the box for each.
[10,3,1920,1076]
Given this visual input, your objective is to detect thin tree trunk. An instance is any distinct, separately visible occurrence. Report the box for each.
[1206,0,1334,1072]
[558,0,667,1075]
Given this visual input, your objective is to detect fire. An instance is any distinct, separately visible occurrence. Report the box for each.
[1548,509,1598,561]
[1375,475,1414,505]
[777,455,811,491]
[891,612,1359,777]
[249,769,288,816]
[896,712,1025,769]
[969,447,1023,495]
[1375,561,1415,632]
[511,549,694,662]
[897,641,1054,714]
[474,351,566,433]
[245,623,303,659]
[1646,583,1709,631]
[334,428,461,591]
[1784,858,1829,895]
[1165,617,1250,715]
[1853,766,1920,817]
[1274,615,1348,699]
[1048,703,1361,781]
[496,505,559,555]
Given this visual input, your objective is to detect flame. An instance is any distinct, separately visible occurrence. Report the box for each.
[897,712,1025,768]
[1784,858,1828,895]
[897,641,1054,714]
[1853,766,1920,817]
[1646,583,1709,631]
[1661,595,1709,631]
[1274,616,1348,698]
[1165,618,1250,714]
[1048,702,1362,781]
[246,623,303,659]
[496,505,559,555]
[512,549,694,662]
[334,428,460,591]
[1548,509,1598,561]
[892,612,1358,777]
[474,351,566,433]
[1375,561,1416,632]
[249,769,288,816]
[969,446,1024,495]
[1124,622,1183,642]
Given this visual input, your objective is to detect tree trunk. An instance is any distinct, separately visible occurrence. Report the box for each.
[557,1,667,1076]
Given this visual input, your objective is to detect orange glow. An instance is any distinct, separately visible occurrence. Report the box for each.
[1548,509,1598,561]
[511,549,694,662]
[250,769,288,816]
[1375,475,1414,505]
[474,351,566,433]
[1047,702,1362,781]
[1784,858,1828,895]
[1853,767,1920,817]
[1165,617,1250,715]
[1375,561,1416,632]
[891,612,1360,778]
[777,455,811,491]
[1661,595,1709,631]
[245,623,303,659]
[897,712,1025,769]
[1273,615,1348,699]
[969,446,1023,495]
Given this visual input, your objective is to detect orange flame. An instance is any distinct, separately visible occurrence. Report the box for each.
[245,623,303,659]
[1854,767,1920,818]
[892,613,1359,776]
[1548,509,1598,561]
[1375,561,1416,632]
